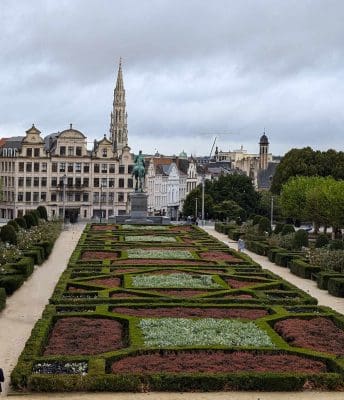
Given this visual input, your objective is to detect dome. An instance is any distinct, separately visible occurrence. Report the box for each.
[259,133,269,145]
[179,150,187,159]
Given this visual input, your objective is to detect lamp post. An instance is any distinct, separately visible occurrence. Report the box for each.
[62,174,67,225]
[201,175,205,226]
[270,195,274,230]
[195,197,198,219]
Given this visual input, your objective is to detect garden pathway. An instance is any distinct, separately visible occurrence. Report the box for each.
[0,223,85,396]
[202,225,344,314]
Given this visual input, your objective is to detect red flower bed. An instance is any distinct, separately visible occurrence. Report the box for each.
[68,286,86,292]
[44,317,124,355]
[111,307,268,319]
[274,317,344,356]
[151,289,209,298]
[199,251,242,262]
[112,259,214,266]
[111,268,142,274]
[85,277,121,288]
[111,350,327,374]
[92,225,117,231]
[223,294,253,299]
[227,278,260,289]
[82,251,118,260]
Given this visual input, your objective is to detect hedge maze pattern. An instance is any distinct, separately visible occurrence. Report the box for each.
[11,224,344,392]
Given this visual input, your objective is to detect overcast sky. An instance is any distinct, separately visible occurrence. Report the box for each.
[1,0,343,156]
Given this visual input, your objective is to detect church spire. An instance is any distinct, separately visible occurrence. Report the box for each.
[109,58,128,153]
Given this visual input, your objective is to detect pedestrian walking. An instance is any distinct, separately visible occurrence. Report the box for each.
[0,368,4,394]
[238,237,245,252]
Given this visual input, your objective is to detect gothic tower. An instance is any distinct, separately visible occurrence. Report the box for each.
[259,132,269,170]
[109,59,128,153]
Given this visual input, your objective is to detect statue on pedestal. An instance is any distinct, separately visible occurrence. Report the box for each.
[132,150,145,192]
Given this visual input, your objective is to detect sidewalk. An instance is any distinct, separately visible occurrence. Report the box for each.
[202,225,344,314]
[0,223,85,396]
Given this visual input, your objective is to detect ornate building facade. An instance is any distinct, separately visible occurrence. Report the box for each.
[0,62,134,220]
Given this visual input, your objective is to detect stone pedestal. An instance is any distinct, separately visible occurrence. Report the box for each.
[125,192,153,224]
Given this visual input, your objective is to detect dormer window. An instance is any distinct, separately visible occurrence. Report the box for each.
[102,148,107,157]
[27,148,32,157]
[60,146,66,156]
[34,148,40,157]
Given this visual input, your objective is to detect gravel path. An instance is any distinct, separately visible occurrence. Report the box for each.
[202,226,344,314]
[0,223,85,396]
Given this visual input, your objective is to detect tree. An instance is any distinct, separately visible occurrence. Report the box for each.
[213,200,245,221]
[182,187,214,218]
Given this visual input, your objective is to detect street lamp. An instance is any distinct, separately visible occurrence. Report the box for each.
[62,174,67,225]
[270,195,274,230]
[201,175,205,226]
[195,197,198,219]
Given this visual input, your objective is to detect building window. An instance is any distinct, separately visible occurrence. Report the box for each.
[26,162,32,172]
[25,192,31,202]
[75,192,81,201]
[68,163,73,172]
[118,192,124,202]
[19,162,24,172]
[75,177,81,187]
[33,192,39,202]
[41,177,47,187]
[51,177,57,187]
[52,162,57,172]
[109,164,115,173]
[128,178,133,188]
[18,177,24,187]
[119,178,124,188]
[34,177,39,187]
[60,146,66,156]
[83,192,89,202]
[26,177,32,187]
[94,163,100,173]
[109,178,115,188]
[34,148,40,157]
[42,162,47,172]
[94,178,99,187]
[75,162,81,173]
[76,146,82,156]
[67,177,73,187]
[83,163,89,173]
[101,191,106,203]
[93,192,99,203]
[108,192,114,204]
[17,192,23,202]
[84,210,87,218]
[67,192,73,201]
[128,165,133,174]
[83,177,89,187]
[51,192,57,202]
[41,192,47,201]
[101,163,107,173]
[102,148,107,157]
[119,165,125,174]
[101,178,107,187]
[34,162,40,172]
[27,148,32,157]
[68,146,74,156]
[59,162,65,172]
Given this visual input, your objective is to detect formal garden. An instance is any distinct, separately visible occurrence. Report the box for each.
[0,206,61,311]
[11,223,344,392]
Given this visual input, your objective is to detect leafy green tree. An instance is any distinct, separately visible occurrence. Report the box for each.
[213,200,245,221]
[182,187,214,218]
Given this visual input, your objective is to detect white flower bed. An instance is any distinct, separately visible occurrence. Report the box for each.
[125,235,177,242]
[132,273,222,288]
[127,249,194,259]
[140,318,275,348]
[122,225,169,230]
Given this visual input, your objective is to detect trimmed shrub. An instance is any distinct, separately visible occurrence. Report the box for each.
[292,229,308,250]
[328,278,344,297]
[29,211,40,226]
[7,219,20,232]
[281,224,295,236]
[252,215,262,226]
[275,252,302,268]
[0,275,25,295]
[0,224,18,244]
[267,247,285,263]
[258,217,271,234]
[317,271,344,290]
[37,206,48,221]
[315,234,329,248]
[274,223,284,235]
[6,257,34,277]
[23,247,44,265]
[15,217,27,229]
[329,240,344,250]
[228,229,241,241]
[24,214,35,229]
[289,259,321,279]
[245,241,270,256]
[0,287,6,311]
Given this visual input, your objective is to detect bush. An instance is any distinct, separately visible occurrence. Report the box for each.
[29,211,40,226]
[24,214,35,229]
[328,278,344,297]
[329,240,344,250]
[292,229,308,250]
[315,234,329,248]
[0,224,18,245]
[252,215,262,226]
[281,224,295,236]
[258,217,271,234]
[7,219,20,232]
[0,275,25,295]
[15,217,27,229]
[0,287,6,311]
[6,257,34,277]
[289,259,321,279]
[274,223,284,234]
[37,206,48,221]
[317,271,344,290]
[309,248,344,273]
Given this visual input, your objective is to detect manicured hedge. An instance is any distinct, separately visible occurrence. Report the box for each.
[0,274,26,295]
[6,257,35,277]
[328,278,344,297]
[317,272,344,290]
[0,287,6,311]
[288,259,321,280]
